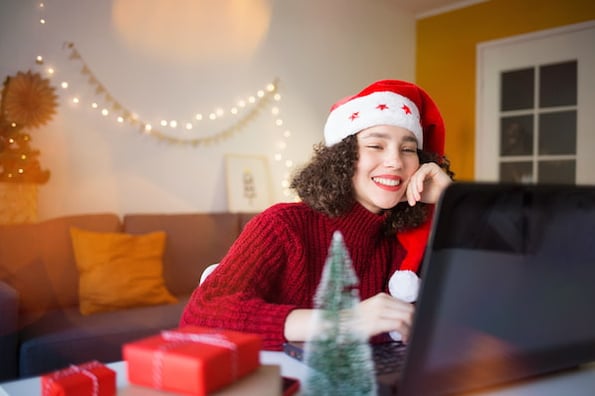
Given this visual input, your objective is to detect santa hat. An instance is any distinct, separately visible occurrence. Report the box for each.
[323,80,445,307]
[323,79,444,155]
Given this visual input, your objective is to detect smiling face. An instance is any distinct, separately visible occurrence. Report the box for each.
[353,125,420,213]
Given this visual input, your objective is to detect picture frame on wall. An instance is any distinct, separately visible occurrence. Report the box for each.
[225,154,273,212]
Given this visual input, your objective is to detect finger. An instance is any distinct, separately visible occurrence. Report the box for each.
[407,171,424,206]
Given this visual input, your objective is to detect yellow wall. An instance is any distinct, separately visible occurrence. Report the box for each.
[416,0,595,180]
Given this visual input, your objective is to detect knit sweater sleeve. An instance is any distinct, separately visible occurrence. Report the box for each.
[179,205,303,350]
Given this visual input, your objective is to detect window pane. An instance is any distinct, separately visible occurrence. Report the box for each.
[500,115,533,156]
[500,162,533,183]
[538,160,575,184]
[538,111,577,155]
[539,61,577,108]
[501,68,534,111]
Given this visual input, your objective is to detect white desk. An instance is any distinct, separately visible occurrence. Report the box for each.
[0,351,310,396]
[1,352,594,395]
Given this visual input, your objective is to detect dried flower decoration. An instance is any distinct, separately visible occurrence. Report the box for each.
[2,71,58,129]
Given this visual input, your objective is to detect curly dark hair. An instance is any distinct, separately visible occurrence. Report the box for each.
[290,135,455,236]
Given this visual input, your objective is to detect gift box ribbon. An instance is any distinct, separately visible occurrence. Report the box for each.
[43,361,101,396]
[151,330,239,389]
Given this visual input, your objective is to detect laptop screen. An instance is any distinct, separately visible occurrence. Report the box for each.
[398,183,595,395]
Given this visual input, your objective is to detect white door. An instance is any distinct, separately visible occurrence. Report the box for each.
[476,21,595,184]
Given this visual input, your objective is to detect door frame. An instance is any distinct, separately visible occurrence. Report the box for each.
[475,20,595,182]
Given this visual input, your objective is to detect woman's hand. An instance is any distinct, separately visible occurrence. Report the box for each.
[353,292,415,343]
[404,162,451,206]
[284,293,415,343]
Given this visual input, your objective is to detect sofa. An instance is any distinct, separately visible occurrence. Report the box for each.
[0,211,257,381]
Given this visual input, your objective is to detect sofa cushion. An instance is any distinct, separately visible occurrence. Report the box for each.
[18,296,189,377]
[123,213,242,296]
[0,213,121,315]
[70,228,178,315]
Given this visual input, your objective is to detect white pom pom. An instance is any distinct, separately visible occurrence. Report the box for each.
[388,270,420,303]
[388,270,420,341]
[389,330,403,341]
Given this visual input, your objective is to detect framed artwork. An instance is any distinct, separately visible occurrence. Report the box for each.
[225,154,273,212]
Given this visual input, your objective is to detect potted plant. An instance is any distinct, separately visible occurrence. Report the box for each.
[0,70,58,224]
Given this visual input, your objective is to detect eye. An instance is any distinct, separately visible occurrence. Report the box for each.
[401,146,417,154]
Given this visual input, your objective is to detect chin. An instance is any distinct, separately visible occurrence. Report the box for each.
[376,201,401,210]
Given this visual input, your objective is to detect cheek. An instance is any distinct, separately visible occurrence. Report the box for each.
[355,152,377,173]
[404,156,421,174]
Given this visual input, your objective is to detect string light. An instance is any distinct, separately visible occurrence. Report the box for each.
[34,0,297,199]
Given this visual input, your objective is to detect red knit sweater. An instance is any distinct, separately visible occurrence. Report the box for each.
[179,202,406,350]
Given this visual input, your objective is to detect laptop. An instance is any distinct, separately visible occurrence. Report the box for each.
[284,182,595,395]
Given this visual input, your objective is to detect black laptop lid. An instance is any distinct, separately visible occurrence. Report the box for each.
[398,182,595,396]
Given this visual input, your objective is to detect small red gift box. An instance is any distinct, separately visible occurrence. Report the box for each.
[41,360,116,396]
[123,326,262,395]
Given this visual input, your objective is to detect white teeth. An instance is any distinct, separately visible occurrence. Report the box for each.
[373,177,400,186]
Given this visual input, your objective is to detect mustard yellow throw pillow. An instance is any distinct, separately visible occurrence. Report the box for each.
[70,227,177,315]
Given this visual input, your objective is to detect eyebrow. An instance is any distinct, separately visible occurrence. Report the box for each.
[359,131,418,144]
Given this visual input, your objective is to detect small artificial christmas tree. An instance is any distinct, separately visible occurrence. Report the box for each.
[302,231,377,396]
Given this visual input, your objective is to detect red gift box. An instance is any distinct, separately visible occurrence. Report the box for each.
[123,326,262,395]
[41,360,116,396]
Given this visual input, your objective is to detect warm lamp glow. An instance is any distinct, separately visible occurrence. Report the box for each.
[111,0,272,63]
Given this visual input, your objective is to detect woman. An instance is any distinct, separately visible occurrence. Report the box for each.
[180,79,454,350]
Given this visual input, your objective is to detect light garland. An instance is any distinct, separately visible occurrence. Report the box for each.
[63,42,280,147]
[33,1,297,198]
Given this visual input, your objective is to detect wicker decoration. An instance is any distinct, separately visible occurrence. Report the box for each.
[0,182,38,224]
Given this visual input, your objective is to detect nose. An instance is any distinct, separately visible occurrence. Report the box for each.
[384,152,403,169]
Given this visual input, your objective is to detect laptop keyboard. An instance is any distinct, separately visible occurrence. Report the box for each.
[372,341,408,375]
[283,340,408,376]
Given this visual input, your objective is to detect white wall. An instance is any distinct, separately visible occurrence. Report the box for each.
[0,0,416,219]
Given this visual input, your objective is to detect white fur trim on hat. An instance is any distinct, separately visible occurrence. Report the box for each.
[324,91,423,147]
